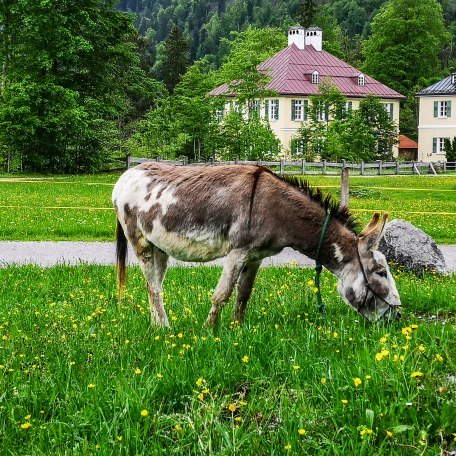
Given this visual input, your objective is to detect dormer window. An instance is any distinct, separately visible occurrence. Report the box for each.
[358,74,365,86]
[312,71,319,84]
[452,73,456,84]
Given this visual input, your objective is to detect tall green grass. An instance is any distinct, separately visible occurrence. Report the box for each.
[1,174,455,243]
[0,264,454,455]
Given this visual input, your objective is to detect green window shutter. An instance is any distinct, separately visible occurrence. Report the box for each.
[275,99,279,120]
[291,100,296,121]
[264,100,269,119]
[446,101,452,117]
[389,103,394,120]
[434,101,438,117]
[303,100,308,121]
[432,138,437,153]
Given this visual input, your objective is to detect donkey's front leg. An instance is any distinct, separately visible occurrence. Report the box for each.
[232,259,262,323]
[205,249,248,327]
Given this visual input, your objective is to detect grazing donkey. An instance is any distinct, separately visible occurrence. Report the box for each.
[112,163,401,326]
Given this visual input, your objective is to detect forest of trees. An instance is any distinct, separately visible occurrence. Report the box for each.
[1,0,455,172]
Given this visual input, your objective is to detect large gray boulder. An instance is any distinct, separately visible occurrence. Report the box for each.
[379,219,447,274]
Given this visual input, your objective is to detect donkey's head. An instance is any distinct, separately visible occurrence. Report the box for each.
[337,213,401,323]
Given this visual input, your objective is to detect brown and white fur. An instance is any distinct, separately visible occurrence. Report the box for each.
[112,163,401,326]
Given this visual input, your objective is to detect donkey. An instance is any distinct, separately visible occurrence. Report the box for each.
[112,163,401,326]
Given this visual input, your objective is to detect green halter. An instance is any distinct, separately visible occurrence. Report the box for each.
[314,209,331,318]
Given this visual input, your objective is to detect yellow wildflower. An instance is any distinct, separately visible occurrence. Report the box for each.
[141,410,148,417]
[298,429,306,435]
[341,399,348,404]
[321,377,327,384]
[88,383,96,388]
[228,403,236,413]
[174,424,182,431]
[284,444,292,450]
[353,378,362,388]
[410,371,424,378]
[21,422,32,429]
[435,354,443,362]
[293,365,300,370]
[134,368,141,375]
[386,431,393,438]
[196,377,205,387]
[242,355,249,363]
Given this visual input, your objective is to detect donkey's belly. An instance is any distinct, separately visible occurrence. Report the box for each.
[146,221,230,262]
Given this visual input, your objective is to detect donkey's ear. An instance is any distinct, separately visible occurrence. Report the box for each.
[358,213,381,238]
[359,213,388,251]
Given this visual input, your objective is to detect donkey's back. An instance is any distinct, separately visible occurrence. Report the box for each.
[112,162,273,262]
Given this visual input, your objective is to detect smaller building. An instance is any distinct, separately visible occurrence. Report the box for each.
[417,74,456,162]
[398,135,418,160]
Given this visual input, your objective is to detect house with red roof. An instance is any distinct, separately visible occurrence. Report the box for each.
[211,26,405,156]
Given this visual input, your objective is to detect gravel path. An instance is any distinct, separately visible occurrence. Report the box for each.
[1,241,455,272]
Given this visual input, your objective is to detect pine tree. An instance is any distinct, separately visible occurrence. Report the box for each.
[161,26,189,94]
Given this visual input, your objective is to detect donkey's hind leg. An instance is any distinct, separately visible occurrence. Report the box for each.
[205,249,248,327]
[232,259,262,323]
[137,244,170,326]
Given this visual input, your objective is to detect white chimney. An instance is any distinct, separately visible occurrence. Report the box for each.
[288,26,305,49]
[305,27,323,52]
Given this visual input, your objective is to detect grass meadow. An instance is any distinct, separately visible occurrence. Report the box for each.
[0,265,455,455]
[0,172,455,454]
[0,173,455,243]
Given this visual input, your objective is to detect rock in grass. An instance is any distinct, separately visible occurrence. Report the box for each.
[378,219,447,274]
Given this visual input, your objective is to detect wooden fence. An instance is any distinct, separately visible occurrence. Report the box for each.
[125,155,456,176]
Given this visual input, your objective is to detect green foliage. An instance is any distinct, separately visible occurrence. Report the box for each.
[444,137,456,161]
[362,0,451,95]
[0,0,153,173]
[293,83,397,162]
[161,25,190,94]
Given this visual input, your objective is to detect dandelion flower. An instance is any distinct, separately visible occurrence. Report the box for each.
[174,424,182,431]
[435,354,443,362]
[386,431,393,438]
[375,352,384,361]
[88,383,96,388]
[196,377,205,387]
[293,365,300,370]
[134,368,142,375]
[156,373,163,379]
[353,378,362,388]
[242,355,249,363]
[341,399,348,404]
[21,422,32,429]
[141,409,148,417]
[284,444,292,450]
[321,377,327,384]
[418,345,425,352]
[117,436,123,441]
[410,371,424,378]
[228,403,237,413]
[298,429,306,435]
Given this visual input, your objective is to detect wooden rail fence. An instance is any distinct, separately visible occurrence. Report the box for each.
[126,156,456,175]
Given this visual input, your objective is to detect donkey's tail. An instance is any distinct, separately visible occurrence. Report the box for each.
[116,219,128,300]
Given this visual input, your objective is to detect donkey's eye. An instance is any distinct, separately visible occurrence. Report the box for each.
[376,270,388,278]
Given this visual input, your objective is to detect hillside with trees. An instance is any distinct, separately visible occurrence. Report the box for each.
[1,0,455,171]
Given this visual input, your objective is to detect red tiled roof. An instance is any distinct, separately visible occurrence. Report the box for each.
[399,135,418,149]
[210,43,405,99]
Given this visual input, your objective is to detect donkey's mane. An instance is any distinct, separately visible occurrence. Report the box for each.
[276,173,358,233]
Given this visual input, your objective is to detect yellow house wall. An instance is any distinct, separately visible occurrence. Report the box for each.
[418,95,456,162]
[227,96,401,158]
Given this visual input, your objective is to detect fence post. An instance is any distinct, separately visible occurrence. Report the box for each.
[360,160,365,176]
[443,161,447,173]
[340,167,349,209]
[396,161,399,175]
[235,157,239,164]
[280,159,284,174]
[182,156,188,166]
[322,160,327,174]
[378,160,382,175]
[301,159,306,175]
